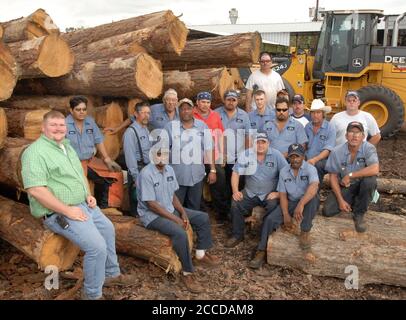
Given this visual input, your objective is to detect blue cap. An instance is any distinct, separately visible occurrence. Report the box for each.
[288,143,305,157]
[345,90,360,99]
[197,91,212,101]
[224,90,239,100]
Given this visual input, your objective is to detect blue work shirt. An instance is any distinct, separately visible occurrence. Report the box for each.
[233,147,287,200]
[325,141,379,180]
[263,117,308,154]
[149,103,179,130]
[65,114,104,160]
[249,108,275,133]
[305,119,336,159]
[123,121,152,181]
[137,163,179,227]
[277,161,319,201]
[164,119,213,186]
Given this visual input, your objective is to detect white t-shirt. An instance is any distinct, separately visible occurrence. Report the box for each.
[330,111,380,145]
[245,70,285,109]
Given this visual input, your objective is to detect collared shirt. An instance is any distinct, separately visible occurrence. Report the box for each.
[137,163,179,227]
[164,119,213,186]
[325,141,379,179]
[149,103,180,130]
[123,121,152,181]
[233,147,287,200]
[305,119,336,159]
[263,117,308,154]
[277,161,319,201]
[21,135,89,218]
[65,114,104,160]
[249,108,275,133]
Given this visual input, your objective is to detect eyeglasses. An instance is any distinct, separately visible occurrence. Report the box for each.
[347,131,363,137]
[260,60,272,64]
[74,108,87,112]
[276,108,289,112]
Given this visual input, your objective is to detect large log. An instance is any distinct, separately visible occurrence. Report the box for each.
[0,196,80,271]
[20,53,163,98]
[163,67,235,103]
[0,137,30,189]
[162,32,261,71]
[8,34,74,79]
[108,215,193,274]
[0,25,3,39]
[0,108,7,149]
[0,8,59,43]
[62,10,188,55]
[4,108,50,140]
[0,95,101,117]
[267,211,406,287]
[0,42,18,101]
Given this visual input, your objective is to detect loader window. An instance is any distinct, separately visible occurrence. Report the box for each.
[329,15,351,71]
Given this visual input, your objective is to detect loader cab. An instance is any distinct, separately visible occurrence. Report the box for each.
[313,10,384,79]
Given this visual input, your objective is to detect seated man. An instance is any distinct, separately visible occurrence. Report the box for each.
[21,110,132,300]
[136,149,220,294]
[250,143,320,269]
[226,133,287,249]
[322,121,379,233]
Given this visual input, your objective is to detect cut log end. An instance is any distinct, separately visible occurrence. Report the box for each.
[23,109,50,140]
[0,108,7,149]
[168,19,188,55]
[37,34,74,77]
[0,42,18,101]
[28,9,59,39]
[134,53,163,98]
[250,32,261,63]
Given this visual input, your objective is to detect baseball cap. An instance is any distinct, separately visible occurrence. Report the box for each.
[287,143,305,157]
[346,121,364,132]
[197,91,212,101]
[292,94,305,103]
[224,90,239,100]
[177,98,194,108]
[254,133,268,142]
[345,90,360,100]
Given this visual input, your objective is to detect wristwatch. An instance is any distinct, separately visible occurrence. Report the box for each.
[348,172,353,178]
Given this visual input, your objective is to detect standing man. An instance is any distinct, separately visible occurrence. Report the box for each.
[165,98,216,211]
[245,52,285,112]
[66,96,122,209]
[263,97,308,158]
[137,149,220,293]
[322,122,379,233]
[22,111,133,300]
[305,99,336,183]
[123,101,152,216]
[225,133,287,250]
[249,90,275,133]
[330,91,381,146]
[291,94,311,127]
[150,88,180,130]
[193,91,229,221]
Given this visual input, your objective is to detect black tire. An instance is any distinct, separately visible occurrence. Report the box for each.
[282,78,295,102]
[357,85,404,138]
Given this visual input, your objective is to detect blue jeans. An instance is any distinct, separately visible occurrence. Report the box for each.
[43,203,120,299]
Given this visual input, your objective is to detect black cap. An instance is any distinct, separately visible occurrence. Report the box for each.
[345,91,360,100]
[292,94,304,103]
[224,90,239,100]
[287,143,305,157]
[346,121,364,132]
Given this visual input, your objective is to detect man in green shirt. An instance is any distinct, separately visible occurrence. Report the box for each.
[21,110,133,300]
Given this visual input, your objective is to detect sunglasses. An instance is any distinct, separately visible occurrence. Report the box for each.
[276,108,289,112]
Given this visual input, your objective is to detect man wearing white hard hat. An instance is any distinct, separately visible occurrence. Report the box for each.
[304,99,337,183]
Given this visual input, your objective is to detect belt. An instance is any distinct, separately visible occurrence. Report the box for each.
[43,212,55,220]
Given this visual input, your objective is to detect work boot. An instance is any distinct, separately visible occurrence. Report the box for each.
[181,274,204,294]
[193,252,221,267]
[104,274,137,287]
[249,250,266,269]
[353,214,367,233]
[225,236,243,248]
[299,231,311,250]
[81,290,105,300]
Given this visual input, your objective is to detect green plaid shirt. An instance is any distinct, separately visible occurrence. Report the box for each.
[21,135,89,218]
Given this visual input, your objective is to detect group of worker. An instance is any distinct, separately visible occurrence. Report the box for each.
[20,51,381,298]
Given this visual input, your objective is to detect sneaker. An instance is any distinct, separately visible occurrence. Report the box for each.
[225,237,243,248]
[249,250,266,269]
[104,274,137,287]
[299,231,311,250]
[181,274,204,294]
[194,252,221,267]
[353,215,367,233]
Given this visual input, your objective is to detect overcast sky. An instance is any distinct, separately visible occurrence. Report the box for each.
[1,0,406,30]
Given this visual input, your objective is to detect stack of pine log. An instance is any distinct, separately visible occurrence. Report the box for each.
[0,9,260,275]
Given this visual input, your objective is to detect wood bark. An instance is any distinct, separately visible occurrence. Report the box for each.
[8,34,74,79]
[0,42,18,101]
[0,137,30,189]
[4,108,50,140]
[0,108,7,149]
[61,10,188,56]
[107,215,193,274]
[267,211,406,287]
[0,196,80,271]
[161,32,261,71]
[163,67,235,104]
[0,8,59,43]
